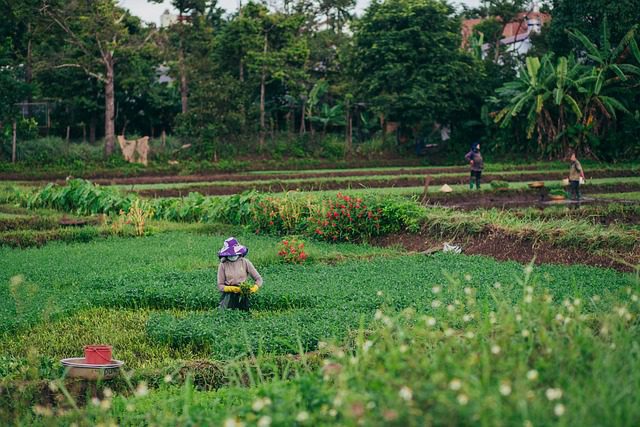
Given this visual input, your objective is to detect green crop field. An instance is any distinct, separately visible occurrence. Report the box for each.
[1,229,639,425]
[1,166,639,426]
[3,0,640,422]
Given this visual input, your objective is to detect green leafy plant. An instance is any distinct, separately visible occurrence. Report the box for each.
[490,180,510,190]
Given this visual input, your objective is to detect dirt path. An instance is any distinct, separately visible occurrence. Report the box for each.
[423,183,640,211]
[134,170,640,198]
[372,231,639,272]
[8,164,559,186]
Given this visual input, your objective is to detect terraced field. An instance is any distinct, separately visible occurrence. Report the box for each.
[1,162,639,425]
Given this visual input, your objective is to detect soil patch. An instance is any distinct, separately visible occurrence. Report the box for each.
[424,183,640,210]
[372,231,639,272]
[22,164,556,186]
[136,172,640,198]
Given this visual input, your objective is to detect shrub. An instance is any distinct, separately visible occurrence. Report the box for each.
[309,193,381,242]
[277,238,308,264]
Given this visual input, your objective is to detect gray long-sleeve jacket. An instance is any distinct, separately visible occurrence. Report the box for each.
[217,258,263,292]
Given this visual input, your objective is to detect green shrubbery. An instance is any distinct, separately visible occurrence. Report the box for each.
[18,179,422,242]
[13,179,640,251]
[147,309,361,358]
[18,264,640,426]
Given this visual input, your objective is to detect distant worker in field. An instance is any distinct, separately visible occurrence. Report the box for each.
[217,237,263,311]
[465,142,484,190]
[568,151,585,201]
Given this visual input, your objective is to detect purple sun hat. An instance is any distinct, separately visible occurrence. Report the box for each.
[218,237,248,258]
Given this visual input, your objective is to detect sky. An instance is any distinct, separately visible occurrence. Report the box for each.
[118,0,483,25]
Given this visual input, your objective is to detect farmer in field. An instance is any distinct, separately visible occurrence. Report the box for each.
[465,142,484,190]
[217,237,262,311]
[568,151,585,201]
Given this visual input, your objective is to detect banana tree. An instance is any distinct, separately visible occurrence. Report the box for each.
[310,102,346,137]
[567,23,640,153]
[304,79,329,137]
[493,54,583,157]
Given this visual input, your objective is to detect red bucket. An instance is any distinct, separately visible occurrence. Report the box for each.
[84,345,112,365]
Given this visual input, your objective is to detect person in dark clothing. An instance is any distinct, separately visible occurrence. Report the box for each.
[465,142,484,190]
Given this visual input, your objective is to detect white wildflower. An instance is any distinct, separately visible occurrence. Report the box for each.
[224,418,244,427]
[464,274,472,282]
[252,399,265,412]
[545,388,563,401]
[449,379,462,391]
[499,382,512,396]
[491,345,501,355]
[432,285,441,294]
[257,416,272,427]
[362,340,373,352]
[457,394,469,405]
[521,329,530,338]
[296,411,310,422]
[135,382,148,397]
[554,403,565,416]
[447,304,455,312]
[431,300,442,308]
[493,282,501,289]
[526,370,539,381]
[399,386,413,401]
[426,316,437,327]
[616,306,628,317]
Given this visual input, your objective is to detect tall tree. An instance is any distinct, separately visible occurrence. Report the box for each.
[149,0,209,113]
[217,2,309,150]
[350,0,484,135]
[42,0,153,156]
[0,38,31,162]
[542,0,640,56]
